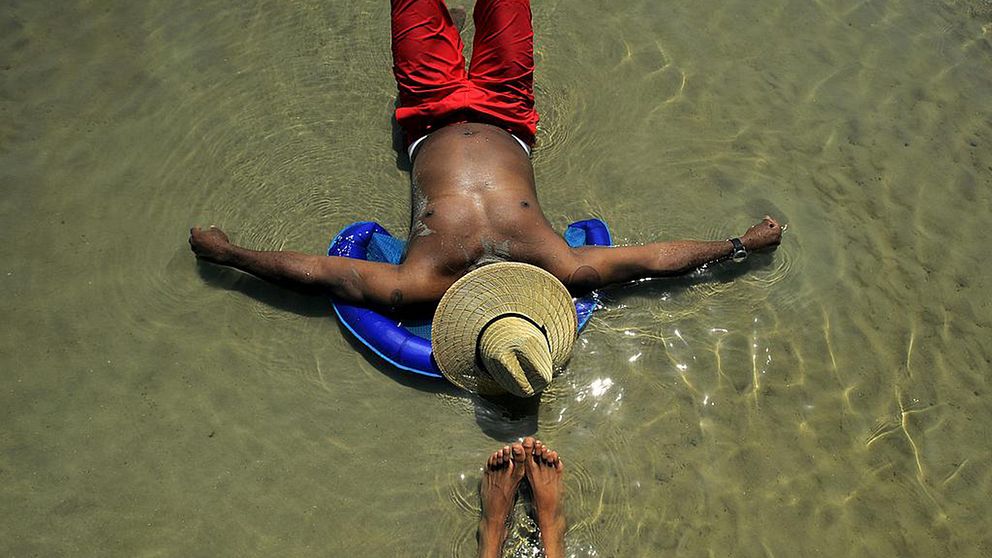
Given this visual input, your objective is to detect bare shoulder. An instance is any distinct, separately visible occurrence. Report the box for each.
[363,265,447,310]
[507,226,586,285]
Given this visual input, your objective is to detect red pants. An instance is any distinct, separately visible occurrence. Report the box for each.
[391,0,538,145]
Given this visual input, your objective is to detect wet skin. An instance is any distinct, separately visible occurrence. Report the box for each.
[189,121,783,311]
[479,437,564,558]
[405,122,576,281]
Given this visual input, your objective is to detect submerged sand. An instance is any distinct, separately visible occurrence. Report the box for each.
[1,0,991,555]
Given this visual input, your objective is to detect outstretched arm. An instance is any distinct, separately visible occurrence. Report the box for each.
[550,217,784,292]
[188,226,441,308]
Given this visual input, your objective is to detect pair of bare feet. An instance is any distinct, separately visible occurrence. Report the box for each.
[479,437,565,558]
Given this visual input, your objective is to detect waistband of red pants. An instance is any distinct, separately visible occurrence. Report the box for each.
[406,109,535,147]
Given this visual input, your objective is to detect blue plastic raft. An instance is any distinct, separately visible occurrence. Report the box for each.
[328,219,612,378]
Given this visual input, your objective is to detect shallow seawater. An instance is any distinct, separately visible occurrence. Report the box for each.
[2,0,991,556]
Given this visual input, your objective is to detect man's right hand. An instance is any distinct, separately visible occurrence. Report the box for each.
[740,216,783,251]
[189,226,232,264]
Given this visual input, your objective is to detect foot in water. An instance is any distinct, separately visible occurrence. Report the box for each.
[523,437,566,558]
[478,443,527,558]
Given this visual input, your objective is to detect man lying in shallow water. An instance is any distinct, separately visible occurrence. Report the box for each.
[189,0,782,309]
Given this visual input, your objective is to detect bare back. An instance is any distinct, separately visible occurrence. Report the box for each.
[403,122,568,285]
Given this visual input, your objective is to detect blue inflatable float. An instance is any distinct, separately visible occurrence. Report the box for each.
[328,219,612,378]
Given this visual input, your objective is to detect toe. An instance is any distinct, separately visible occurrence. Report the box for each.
[546,450,559,465]
[533,440,544,460]
[521,437,535,452]
[511,443,525,463]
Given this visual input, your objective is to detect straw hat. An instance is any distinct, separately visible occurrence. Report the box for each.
[432,262,577,397]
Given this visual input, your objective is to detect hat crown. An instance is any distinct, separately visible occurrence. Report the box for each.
[478,316,553,398]
[431,262,577,396]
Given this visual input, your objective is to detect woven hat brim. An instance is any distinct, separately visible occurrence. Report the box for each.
[431,262,577,395]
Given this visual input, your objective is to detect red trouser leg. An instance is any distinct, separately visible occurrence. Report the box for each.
[391,0,469,140]
[390,0,538,145]
[468,0,538,142]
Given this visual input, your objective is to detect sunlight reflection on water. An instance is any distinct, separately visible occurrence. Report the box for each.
[2,0,992,555]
